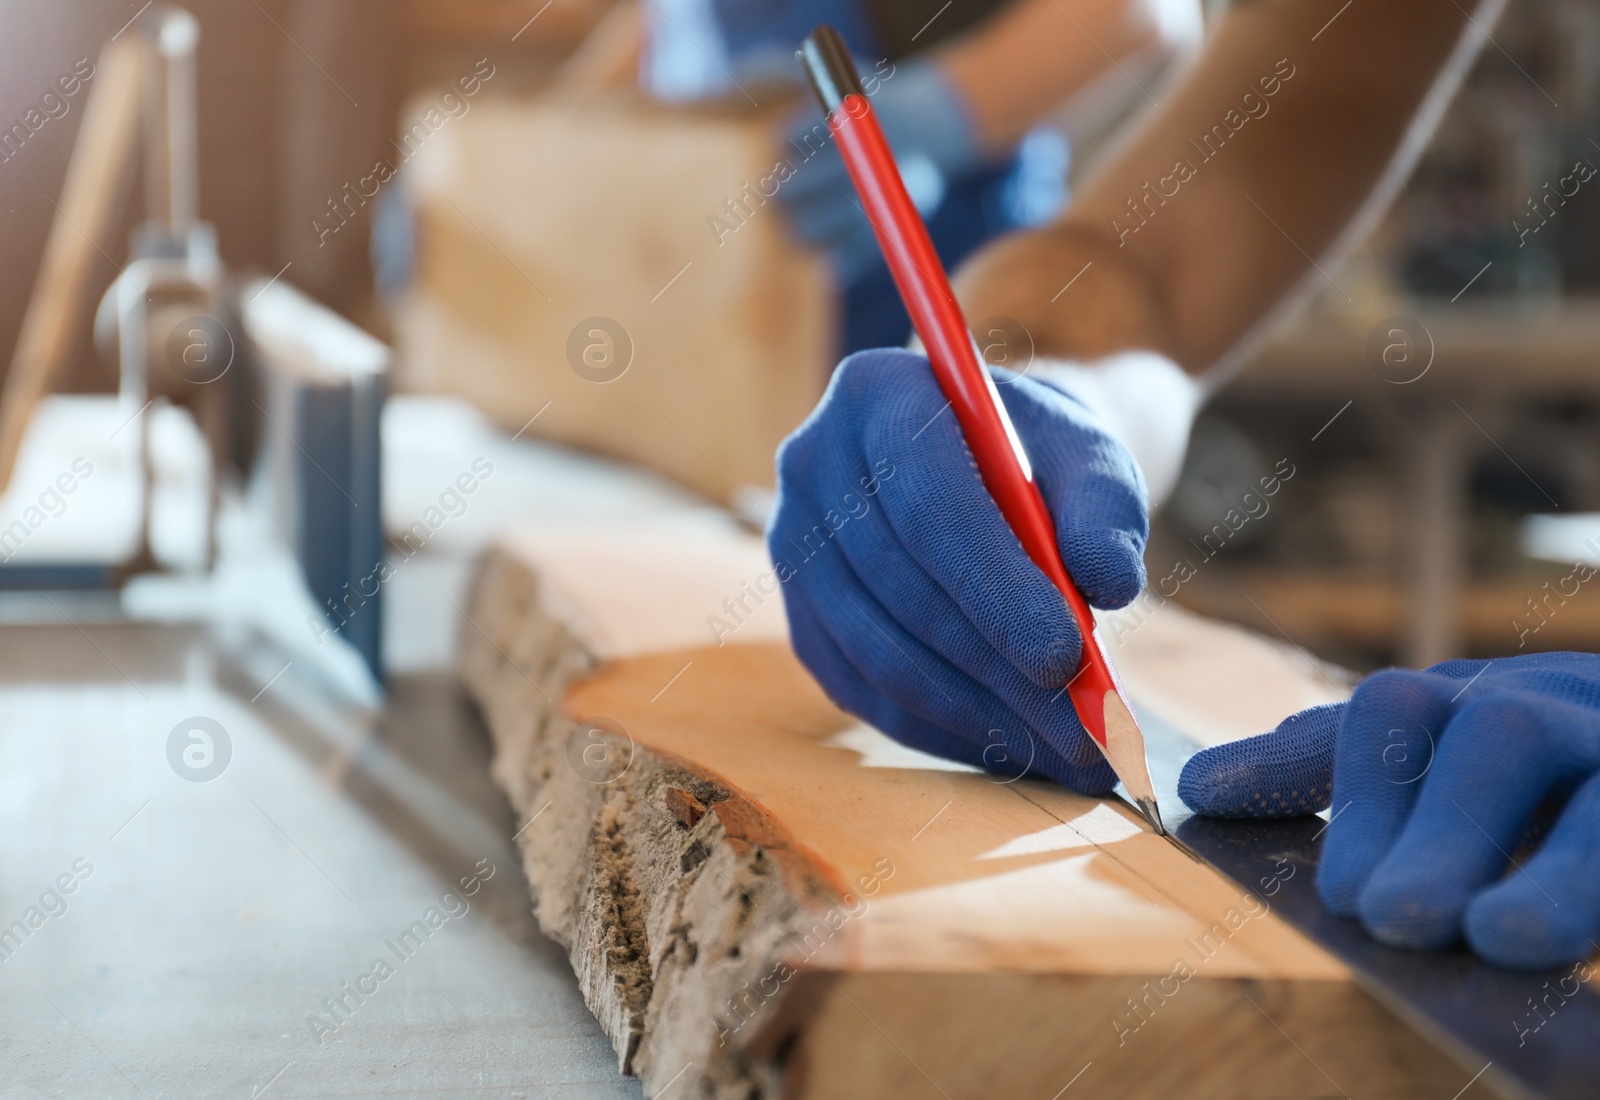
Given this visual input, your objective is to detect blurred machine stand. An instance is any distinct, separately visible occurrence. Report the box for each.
[0,7,388,680]
[1216,299,1600,667]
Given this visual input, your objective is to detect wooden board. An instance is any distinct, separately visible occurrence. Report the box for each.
[396,94,833,505]
[458,523,1482,1099]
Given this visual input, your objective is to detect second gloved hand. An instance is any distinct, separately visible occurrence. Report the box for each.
[779,58,979,282]
[767,348,1150,793]
[1180,652,1600,969]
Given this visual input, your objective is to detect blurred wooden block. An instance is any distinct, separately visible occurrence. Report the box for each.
[458,522,1466,1099]
[398,94,833,505]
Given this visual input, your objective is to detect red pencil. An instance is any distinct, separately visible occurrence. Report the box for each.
[798,25,1165,834]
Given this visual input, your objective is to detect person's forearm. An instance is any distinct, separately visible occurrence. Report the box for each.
[940,0,1199,153]
[957,0,1503,376]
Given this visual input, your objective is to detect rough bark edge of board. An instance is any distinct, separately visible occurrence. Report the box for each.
[460,544,849,1098]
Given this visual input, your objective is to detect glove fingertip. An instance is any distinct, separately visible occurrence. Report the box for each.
[1177,740,1281,818]
[1092,530,1148,609]
[1464,890,1587,971]
[1356,872,1463,952]
[1178,712,1336,819]
[1061,524,1147,611]
[1015,614,1081,690]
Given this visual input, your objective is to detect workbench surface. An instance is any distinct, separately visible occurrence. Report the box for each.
[0,396,690,1097]
[4,395,1589,1098]
[0,625,642,1098]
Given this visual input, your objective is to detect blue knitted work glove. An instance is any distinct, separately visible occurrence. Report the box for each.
[1180,652,1600,969]
[779,58,979,283]
[768,347,1150,793]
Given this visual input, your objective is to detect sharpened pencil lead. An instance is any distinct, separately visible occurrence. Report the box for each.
[1136,797,1167,837]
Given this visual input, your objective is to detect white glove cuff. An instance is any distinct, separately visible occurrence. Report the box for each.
[1032,353,1203,507]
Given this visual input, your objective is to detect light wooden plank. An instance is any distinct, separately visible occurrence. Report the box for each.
[459,522,1470,1097]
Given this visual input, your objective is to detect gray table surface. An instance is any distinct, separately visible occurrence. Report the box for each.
[0,621,643,1099]
[0,396,685,1098]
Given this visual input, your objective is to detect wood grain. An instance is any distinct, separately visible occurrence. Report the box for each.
[459,523,1470,1098]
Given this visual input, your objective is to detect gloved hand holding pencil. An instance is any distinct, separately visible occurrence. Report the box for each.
[767,347,1149,794]
[773,14,1600,976]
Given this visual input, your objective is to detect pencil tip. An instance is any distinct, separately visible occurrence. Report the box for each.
[1135,797,1167,837]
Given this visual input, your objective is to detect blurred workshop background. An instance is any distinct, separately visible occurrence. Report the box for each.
[2,0,1599,1093]
[1163,0,1600,672]
[0,0,1597,678]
